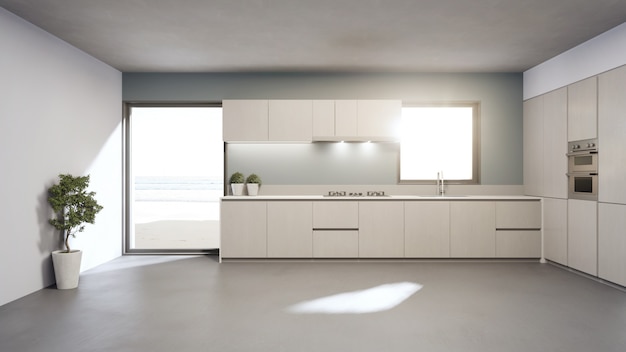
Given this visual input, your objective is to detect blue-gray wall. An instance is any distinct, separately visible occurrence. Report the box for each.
[123,72,523,185]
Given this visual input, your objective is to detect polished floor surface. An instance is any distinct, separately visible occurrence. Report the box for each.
[1,256,625,352]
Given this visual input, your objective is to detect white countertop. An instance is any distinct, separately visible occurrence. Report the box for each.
[221,195,541,201]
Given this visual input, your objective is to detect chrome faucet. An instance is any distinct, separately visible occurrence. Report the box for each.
[437,171,445,196]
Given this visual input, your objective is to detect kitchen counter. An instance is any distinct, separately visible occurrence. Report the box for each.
[221,195,541,201]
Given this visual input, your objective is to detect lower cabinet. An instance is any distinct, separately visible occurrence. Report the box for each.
[450,202,496,257]
[598,203,626,287]
[359,201,404,257]
[220,201,267,258]
[543,198,568,265]
[221,199,542,260]
[495,201,542,258]
[313,230,359,258]
[267,201,312,258]
[312,201,359,258]
[568,199,597,276]
[495,231,541,258]
[405,201,450,257]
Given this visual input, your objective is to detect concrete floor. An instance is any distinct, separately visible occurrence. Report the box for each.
[1,256,625,352]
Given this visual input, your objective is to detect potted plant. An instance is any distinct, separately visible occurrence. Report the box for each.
[48,174,103,289]
[229,171,245,196]
[246,173,262,196]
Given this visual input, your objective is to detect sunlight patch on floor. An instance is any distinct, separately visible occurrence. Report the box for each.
[82,255,193,275]
[286,282,423,314]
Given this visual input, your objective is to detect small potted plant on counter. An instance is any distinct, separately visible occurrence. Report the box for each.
[48,174,103,289]
[246,173,262,196]
[229,171,245,196]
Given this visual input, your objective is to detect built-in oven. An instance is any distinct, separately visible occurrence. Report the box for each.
[567,138,598,200]
[568,172,598,200]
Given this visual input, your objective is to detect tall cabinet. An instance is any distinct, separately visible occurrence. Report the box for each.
[523,88,567,199]
[542,88,568,199]
[523,96,543,197]
[567,199,597,276]
[597,65,626,287]
[524,87,568,266]
[568,76,597,141]
[526,64,626,289]
[599,65,626,204]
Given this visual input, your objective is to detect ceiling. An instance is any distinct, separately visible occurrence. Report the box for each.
[2,0,626,73]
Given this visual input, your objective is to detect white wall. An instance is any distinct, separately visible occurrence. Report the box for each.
[524,22,626,100]
[0,8,122,306]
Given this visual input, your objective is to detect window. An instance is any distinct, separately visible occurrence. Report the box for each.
[124,104,223,254]
[400,103,480,183]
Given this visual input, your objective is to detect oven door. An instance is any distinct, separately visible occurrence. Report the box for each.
[568,172,598,201]
[567,152,598,173]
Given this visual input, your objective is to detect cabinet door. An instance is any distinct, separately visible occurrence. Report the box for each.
[405,201,450,258]
[220,201,267,258]
[567,199,597,276]
[599,66,626,204]
[312,100,335,138]
[359,201,404,257]
[267,201,312,258]
[313,230,359,258]
[568,76,597,141]
[543,198,568,265]
[450,202,496,257]
[335,100,358,137]
[495,201,541,229]
[598,203,626,286]
[268,100,312,141]
[313,201,358,229]
[542,88,568,199]
[357,100,401,139]
[496,231,541,258]
[222,100,268,141]
[523,97,543,196]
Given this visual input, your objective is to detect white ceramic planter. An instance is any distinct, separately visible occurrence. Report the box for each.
[247,183,259,196]
[51,250,82,289]
[231,183,244,196]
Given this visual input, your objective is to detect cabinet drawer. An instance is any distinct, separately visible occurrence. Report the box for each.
[496,201,541,229]
[495,230,541,258]
[313,230,359,258]
[313,201,359,229]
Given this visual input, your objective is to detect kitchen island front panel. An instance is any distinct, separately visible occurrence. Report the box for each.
[220,196,541,261]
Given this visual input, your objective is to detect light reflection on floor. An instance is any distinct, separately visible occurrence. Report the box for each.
[82,255,192,275]
[286,282,423,314]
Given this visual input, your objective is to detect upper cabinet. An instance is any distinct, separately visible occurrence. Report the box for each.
[357,100,401,140]
[223,100,269,141]
[314,99,401,141]
[334,100,358,137]
[268,100,313,142]
[568,76,597,141]
[223,99,313,142]
[221,99,402,143]
[312,100,402,141]
[312,100,336,137]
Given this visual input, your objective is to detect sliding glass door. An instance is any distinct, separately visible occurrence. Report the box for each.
[125,104,223,253]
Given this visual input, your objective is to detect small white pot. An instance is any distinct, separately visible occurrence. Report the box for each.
[231,183,244,196]
[51,250,83,289]
[247,183,259,196]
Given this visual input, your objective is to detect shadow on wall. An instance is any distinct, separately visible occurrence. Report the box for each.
[36,185,58,287]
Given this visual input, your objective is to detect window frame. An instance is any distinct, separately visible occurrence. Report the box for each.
[398,101,481,185]
[122,101,224,255]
